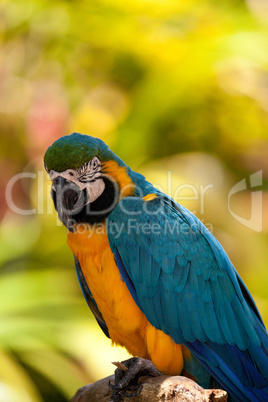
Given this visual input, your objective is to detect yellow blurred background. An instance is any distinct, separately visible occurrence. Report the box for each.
[0,0,268,400]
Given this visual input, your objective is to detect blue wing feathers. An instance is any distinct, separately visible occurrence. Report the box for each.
[187,340,268,401]
[114,249,143,311]
[174,260,190,292]
[74,257,110,338]
[173,257,185,288]
[139,247,150,282]
[107,196,268,401]
[162,288,180,333]
[236,274,265,326]
[149,282,168,334]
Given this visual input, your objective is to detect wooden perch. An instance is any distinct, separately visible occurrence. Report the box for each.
[71,374,228,402]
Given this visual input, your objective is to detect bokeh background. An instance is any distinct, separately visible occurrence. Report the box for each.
[0,0,268,401]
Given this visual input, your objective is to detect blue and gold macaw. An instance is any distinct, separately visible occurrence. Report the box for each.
[44,133,268,401]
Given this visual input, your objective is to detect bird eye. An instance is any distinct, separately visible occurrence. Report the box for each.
[92,158,99,170]
[69,171,74,176]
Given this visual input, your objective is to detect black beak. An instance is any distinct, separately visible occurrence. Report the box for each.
[52,177,83,231]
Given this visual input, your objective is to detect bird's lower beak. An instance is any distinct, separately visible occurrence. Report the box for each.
[53,177,84,231]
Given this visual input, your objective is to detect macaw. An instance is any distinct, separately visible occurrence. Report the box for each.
[44,133,268,401]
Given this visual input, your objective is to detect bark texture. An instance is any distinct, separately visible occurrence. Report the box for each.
[71,374,228,402]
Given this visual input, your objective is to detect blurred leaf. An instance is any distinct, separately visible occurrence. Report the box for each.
[0,351,42,402]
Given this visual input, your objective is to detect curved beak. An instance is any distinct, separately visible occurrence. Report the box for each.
[52,177,84,231]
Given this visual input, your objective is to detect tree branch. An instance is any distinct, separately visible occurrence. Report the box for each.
[71,374,228,402]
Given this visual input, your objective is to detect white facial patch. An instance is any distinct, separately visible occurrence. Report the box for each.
[49,157,105,207]
[85,178,105,204]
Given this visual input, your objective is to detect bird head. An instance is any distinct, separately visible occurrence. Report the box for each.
[44,133,134,231]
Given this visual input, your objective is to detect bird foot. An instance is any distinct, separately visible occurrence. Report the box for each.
[109,357,161,402]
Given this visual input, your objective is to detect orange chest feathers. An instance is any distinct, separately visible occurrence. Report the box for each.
[67,224,185,376]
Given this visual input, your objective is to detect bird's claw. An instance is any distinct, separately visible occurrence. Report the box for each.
[109,382,143,400]
[120,384,143,397]
[109,380,142,393]
[108,357,161,402]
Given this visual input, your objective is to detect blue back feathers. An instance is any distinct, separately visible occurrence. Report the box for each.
[107,195,268,401]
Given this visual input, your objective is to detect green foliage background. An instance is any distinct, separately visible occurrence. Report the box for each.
[0,0,267,400]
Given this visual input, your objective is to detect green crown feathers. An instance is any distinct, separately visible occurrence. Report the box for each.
[44,133,125,172]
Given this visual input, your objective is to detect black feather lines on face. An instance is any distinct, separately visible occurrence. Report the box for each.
[52,176,120,228]
[77,159,102,183]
